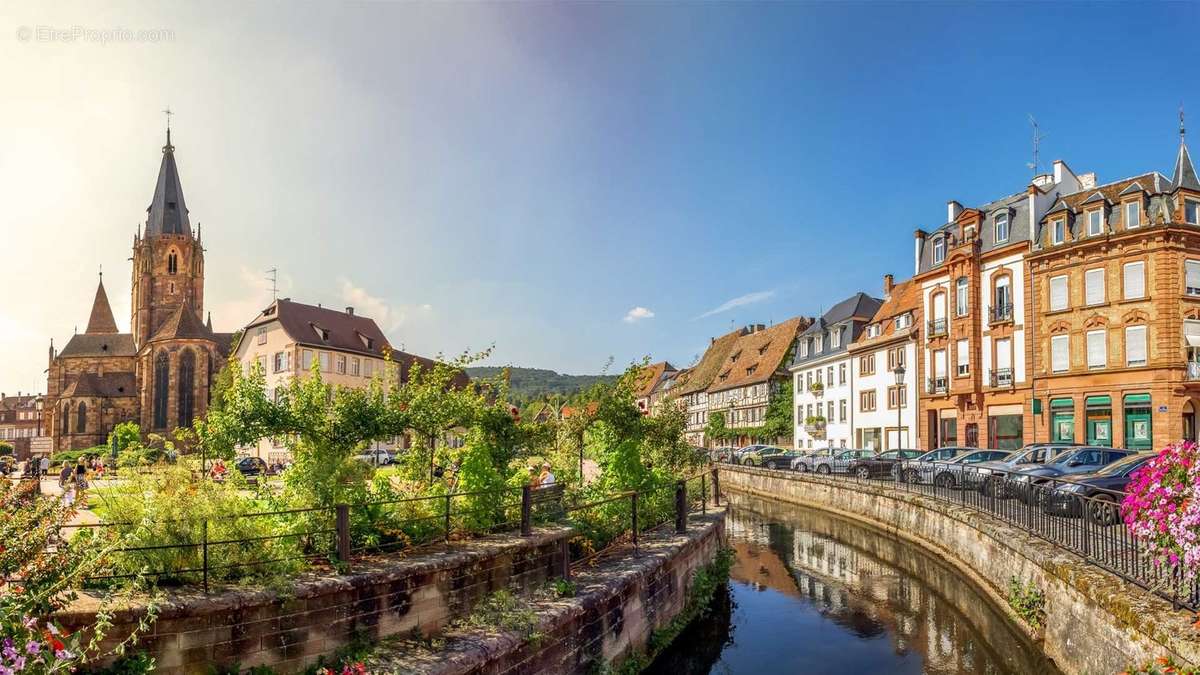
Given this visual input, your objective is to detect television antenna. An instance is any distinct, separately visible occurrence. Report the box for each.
[266,267,278,300]
[1027,115,1048,176]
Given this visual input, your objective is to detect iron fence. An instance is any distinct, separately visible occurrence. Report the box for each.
[725,460,1200,612]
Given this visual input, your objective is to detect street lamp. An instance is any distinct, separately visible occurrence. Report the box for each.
[894,365,906,449]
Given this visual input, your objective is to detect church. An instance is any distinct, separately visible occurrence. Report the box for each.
[45,128,234,451]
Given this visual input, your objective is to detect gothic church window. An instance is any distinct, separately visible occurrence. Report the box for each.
[76,402,87,433]
[153,351,170,429]
[168,251,178,275]
[178,349,195,427]
[61,403,70,434]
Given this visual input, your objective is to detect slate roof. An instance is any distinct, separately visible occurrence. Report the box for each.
[85,279,119,334]
[60,372,136,398]
[57,333,137,358]
[850,278,921,350]
[0,395,40,411]
[145,132,191,237]
[918,191,1031,273]
[634,361,677,399]
[709,317,807,393]
[149,301,216,343]
[1173,142,1200,192]
[1033,171,1175,247]
[676,328,745,396]
[792,293,883,367]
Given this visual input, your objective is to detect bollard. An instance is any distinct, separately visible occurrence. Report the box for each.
[336,504,352,567]
[521,485,532,536]
[712,467,720,507]
[631,492,639,556]
[675,481,687,534]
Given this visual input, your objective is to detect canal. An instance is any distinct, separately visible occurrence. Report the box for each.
[646,491,1060,675]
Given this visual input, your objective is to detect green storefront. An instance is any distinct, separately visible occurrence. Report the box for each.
[1050,398,1074,443]
[1123,393,1153,450]
[1085,395,1113,447]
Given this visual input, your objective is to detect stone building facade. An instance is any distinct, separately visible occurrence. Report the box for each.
[44,130,233,451]
[1027,138,1200,450]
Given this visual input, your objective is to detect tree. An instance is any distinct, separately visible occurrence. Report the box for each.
[390,350,489,483]
[0,441,12,456]
[705,411,728,445]
[108,421,141,454]
[762,379,794,442]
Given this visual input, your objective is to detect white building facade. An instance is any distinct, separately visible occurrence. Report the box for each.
[848,275,922,450]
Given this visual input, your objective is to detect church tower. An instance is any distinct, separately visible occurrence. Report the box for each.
[131,126,205,347]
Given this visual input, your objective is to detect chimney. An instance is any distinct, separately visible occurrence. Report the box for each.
[883,274,894,298]
[913,229,926,275]
[346,306,355,316]
[947,200,963,223]
[1078,172,1097,190]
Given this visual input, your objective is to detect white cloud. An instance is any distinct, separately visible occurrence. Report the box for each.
[695,290,775,319]
[338,278,434,334]
[623,306,655,323]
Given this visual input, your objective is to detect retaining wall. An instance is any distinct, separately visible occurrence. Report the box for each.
[720,465,1200,675]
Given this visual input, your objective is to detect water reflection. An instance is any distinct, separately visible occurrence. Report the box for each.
[646,493,1059,675]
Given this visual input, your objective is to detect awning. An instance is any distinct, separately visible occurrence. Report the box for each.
[1085,395,1112,408]
[1187,334,1200,347]
[1050,398,1073,410]
[1124,393,1152,405]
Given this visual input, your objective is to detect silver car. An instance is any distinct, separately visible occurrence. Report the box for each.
[791,447,837,472]
[812,448,877,475]
[919,449,1012,488]
[897,446,977,483]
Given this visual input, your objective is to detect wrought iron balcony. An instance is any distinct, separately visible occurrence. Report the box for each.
[990,368,1014,388]
[927,377,948,394]
[990,303,1013,324]
[927,319,947,337]
[1188,362,1200,381]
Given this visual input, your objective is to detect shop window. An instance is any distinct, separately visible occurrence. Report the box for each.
[1050,398,1074,443]
[1123,393,1152,450]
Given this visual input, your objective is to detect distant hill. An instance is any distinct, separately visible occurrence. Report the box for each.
[465,367,616,402]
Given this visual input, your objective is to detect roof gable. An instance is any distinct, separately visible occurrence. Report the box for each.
[85,278,119,334]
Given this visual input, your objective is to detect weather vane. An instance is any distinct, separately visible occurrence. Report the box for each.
[163,107,174,145]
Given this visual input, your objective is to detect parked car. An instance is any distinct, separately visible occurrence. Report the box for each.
[919,449,1012,488]
[1042,452,1155,524]
[709,447,736,463]
[1010,447,1134,504]
[847,449,923,479]
[898,447,977,483]
[355,448,394,466]
[733,444,769,465]
[812,448,877,475]
[971,443,1077,496]
[743,446,803,470]
[791,447,837,472]
[235,456,269,477]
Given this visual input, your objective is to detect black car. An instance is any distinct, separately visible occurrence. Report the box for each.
[1042,452,1153,523]
[847,449,923,480]
[972,443,1076,496]
[1010,447,1133,504]
[235,456,269,477]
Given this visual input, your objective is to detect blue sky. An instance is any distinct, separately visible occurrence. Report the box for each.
[3,1,1200,392]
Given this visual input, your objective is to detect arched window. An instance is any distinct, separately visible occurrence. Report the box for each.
[153,351,170,429]
[178,349,195,427]
[61,403,70,434]
[168,251,178,275]
[76,402,87,434]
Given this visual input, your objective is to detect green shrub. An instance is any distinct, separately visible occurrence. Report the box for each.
[51,446,107,465]
[0,441,13,456]
[1007,576,1046,629]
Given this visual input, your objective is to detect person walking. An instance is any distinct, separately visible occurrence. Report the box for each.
[39,456,49,477]
[74,459,89,508]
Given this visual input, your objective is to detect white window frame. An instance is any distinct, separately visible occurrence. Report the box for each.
[1187,260,1200,297]
[1052,219,1065,245]
[257,326,268,345]
[1126,325,1147,367]
[1123,261,1146,300]
[956,339,969,376]
[1084,268,1105,306]
[1086,329,1106,370]
[933,237,946,264]
[956,277,969,316]
[994,212,1009,243]
[1187,199,1200,225]
[1125,201,1140,229]
[831,328,841,348]
[1088,209,1103,236]
[1049,275,1068,311]
[1051,334,1070,373]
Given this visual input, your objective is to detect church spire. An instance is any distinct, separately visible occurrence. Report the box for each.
[85,272,119,334]
[1173,107,1200,192]
[144,113,191,237]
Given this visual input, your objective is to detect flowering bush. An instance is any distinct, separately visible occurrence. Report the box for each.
[1122,441,1199,576]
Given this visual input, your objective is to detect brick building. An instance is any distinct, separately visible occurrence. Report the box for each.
[1027,136,1200,450]
[0,393,45,459]
[44,129,234,451]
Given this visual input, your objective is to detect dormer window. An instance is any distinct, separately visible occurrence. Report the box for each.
[799,341,808,358]
[831,329,841,348]
[746,365,757,377]
[758,341,770,356]
[730,350,741,363]
[1186,199,1200,225]
[895,313,912,330]
[1125,201,1141,229]
[933,237,946,264]
[1087,210,1103,236]
[994,212,1009,243]
[1052,218,1066,245]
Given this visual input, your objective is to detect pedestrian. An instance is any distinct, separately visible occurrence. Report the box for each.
[528,465,541,487]
[39,455,49,477]
[58,461,71,488]
[74,459,89,508]
[538,462,556,486]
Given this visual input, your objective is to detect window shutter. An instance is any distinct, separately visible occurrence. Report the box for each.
[1126,326,1147,366]
[1085,269,1105,305]
[1050,276,1068,311]
[1124,262,1145,299]
[934,350,946,377]
[1187,261,1200,294]
[996,338,1011,369]
[1051,335,1069,372]
[956,339,969,366]
[1086,330,1106,368]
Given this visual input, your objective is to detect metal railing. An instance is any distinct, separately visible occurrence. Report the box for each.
[990,304,1013,324]
[928,319,947,337]
[32,468,721,594]
[1188,362,1200,381]
[990,368,1014,388]
[928,377,948,394]
[725,461,1199,612]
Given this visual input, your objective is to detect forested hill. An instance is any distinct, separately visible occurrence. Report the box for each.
[464,367,615,402]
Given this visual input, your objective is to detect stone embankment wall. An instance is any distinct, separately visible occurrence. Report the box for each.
[370,512,728,674]
[58,527,572,674]
[720,465,1200,675]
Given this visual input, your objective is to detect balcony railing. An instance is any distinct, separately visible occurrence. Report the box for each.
[1189,362,1200,381]
[990,303,1013,324]
[927,377,948,394]
[927,319,947,337]
[990,368,1014,388]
